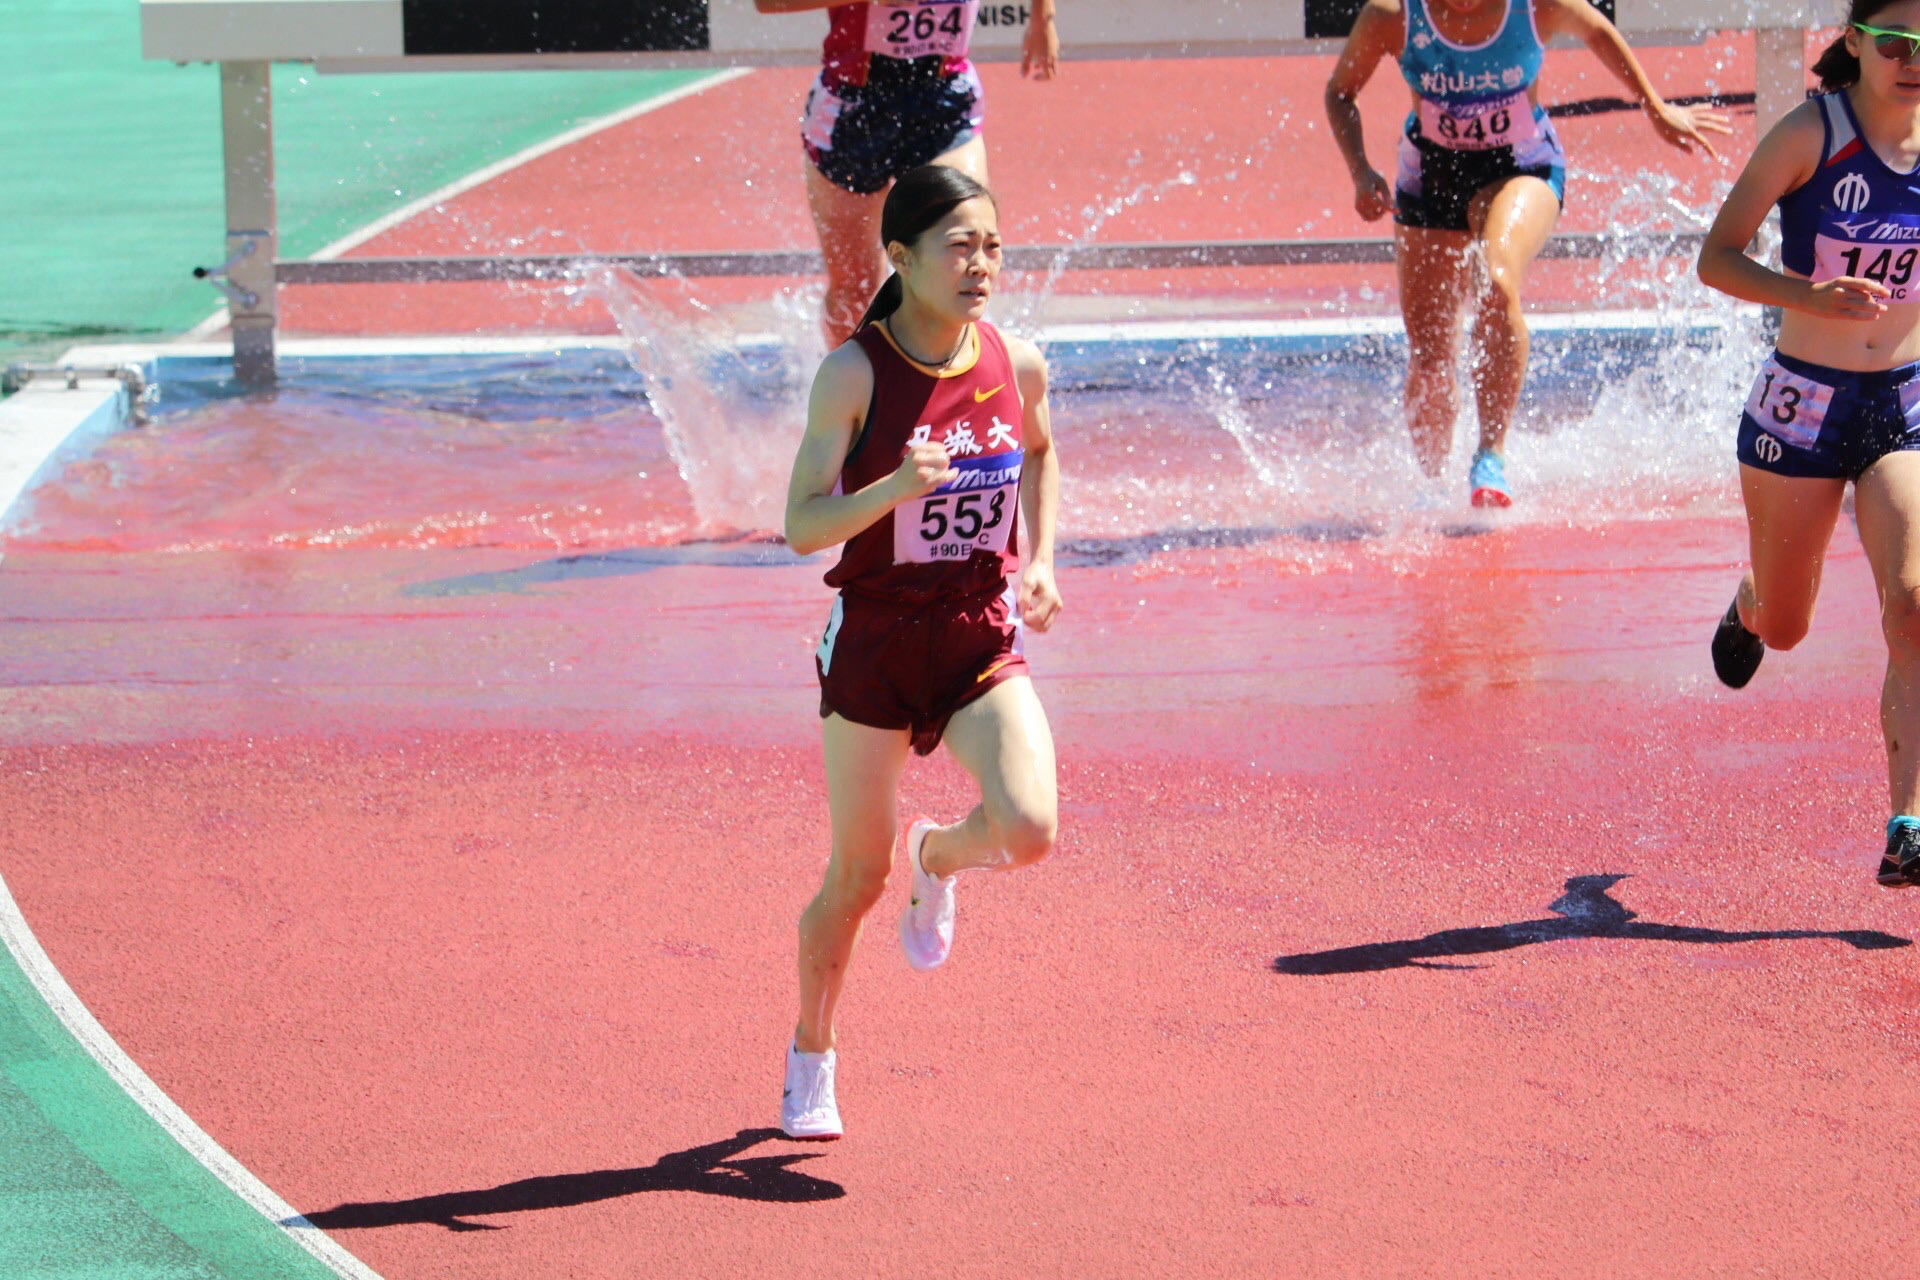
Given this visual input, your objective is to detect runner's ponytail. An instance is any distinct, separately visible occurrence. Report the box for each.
[1813,32,1861,90]
[854,163,997,332]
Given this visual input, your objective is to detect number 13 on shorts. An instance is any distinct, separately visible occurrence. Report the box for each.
[895,451,1022,564]
[1744,357,1833,449]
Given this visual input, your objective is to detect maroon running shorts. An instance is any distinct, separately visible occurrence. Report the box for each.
[815,585,1028,755]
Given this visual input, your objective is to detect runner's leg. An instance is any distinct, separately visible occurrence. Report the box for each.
[1396,224,1476,477]
[805,161,890,349]
[1852,451,1920,814]
[1465,175,1559,458]
[795,714,911,1052]
[931,133,988,185]
[919,676,1058,877]
[1736,463,1847,650]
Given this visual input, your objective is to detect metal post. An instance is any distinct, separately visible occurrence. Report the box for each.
[219,61,278,387]
[1753,27,1805,138]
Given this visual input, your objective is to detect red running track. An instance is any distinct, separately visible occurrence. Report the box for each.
[3,518,1920,1277]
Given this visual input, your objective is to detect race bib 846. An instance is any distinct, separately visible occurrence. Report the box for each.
[1418,90,1538,152]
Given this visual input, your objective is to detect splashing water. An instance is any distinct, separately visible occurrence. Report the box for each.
[4,161,1768,561]
[996,169,1203,337]
[583,264,813,537]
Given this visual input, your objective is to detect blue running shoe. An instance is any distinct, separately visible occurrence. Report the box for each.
[1878,819,1920,889]
[1469,449,1512,508]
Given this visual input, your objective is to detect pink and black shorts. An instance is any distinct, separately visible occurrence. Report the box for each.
[815,584,1026,755]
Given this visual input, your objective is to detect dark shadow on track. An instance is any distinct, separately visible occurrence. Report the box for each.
[402,522,1390,594]
[1274,874,1911,975]
[402,536,801,597]
[292,1128,843,1231]
[1546,92,1754,119]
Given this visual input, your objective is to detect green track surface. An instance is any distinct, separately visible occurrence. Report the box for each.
[0,0,713,362]
[0,914,345,1278]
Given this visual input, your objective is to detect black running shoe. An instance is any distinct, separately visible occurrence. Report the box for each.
[1878,823,1920,888]
[1711,596,1764,689]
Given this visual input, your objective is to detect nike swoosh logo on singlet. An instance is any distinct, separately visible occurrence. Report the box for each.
[974,384,1004,403]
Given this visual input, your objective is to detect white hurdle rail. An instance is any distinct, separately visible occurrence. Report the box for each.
[141,0,1826,385]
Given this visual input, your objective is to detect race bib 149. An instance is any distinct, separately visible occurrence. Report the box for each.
[1814,233,1920,304]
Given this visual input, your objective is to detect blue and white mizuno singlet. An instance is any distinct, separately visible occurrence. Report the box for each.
[1779,91,1920,304]
[1398,0,1557,166]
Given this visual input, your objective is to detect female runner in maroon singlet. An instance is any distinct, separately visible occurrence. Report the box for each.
[777,164,1062,1140]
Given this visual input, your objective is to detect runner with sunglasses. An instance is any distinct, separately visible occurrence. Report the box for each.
[1700,1,1920,887]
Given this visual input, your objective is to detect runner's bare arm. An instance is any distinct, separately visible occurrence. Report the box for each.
[785,345,957,556]
[1022,0,1059,80]
[1009,335,1062,631]
[1324,1,1400,222]
[1697,101,1890,320]
[1536,0,1730,158]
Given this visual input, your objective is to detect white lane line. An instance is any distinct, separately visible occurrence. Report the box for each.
[185,68,751,341]
[0,869,384,1280]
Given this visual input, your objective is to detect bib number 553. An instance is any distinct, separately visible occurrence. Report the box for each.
[919,489,1006,543]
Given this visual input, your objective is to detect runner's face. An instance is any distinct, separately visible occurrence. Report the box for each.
[896,197,1001,324]
[1852,2,1920,102]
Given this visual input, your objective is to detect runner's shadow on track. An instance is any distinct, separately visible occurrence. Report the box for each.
[1274,874,1911,975]
[402,538,800,597]
[291,1128,842,1232]
[405,522,1394,595]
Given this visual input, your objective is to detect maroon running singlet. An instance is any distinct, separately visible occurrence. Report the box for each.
[815,319,1029,753]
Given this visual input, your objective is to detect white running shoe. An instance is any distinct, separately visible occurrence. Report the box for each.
[899,816,956,971]
[781,1042,842,1140]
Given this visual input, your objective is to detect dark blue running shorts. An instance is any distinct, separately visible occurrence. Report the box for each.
[802,58,983,196]
[1738,350,1920,480]
[1394,134,1566,232]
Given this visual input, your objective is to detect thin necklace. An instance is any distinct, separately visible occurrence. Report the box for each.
[886,318,969,369]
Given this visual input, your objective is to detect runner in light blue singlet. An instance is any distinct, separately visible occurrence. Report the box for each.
[1325,0,1727,505]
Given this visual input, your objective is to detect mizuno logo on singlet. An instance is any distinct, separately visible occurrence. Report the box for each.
[944,461,1022,491]
[973,384,1004,403]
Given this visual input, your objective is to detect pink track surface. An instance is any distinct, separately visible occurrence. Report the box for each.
[10,35,1920,1280]
[279,40,1763,334]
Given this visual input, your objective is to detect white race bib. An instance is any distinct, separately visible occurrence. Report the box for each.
[864,0,978,61]
[894,451,1021,564]
[1744,357,1833,450]
[1813,233,1920,304]
[1418,90,1538,152]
